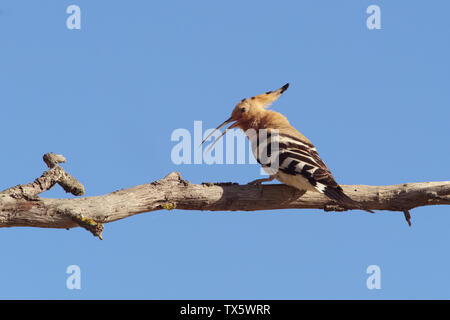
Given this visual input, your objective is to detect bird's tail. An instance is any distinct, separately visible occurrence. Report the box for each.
[323,186,374,213]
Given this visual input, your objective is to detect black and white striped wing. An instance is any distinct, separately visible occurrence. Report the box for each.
[275,133,337,192]
[252,131,363,208]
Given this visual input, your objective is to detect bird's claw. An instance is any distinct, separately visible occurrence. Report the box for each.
[247,179,265,193]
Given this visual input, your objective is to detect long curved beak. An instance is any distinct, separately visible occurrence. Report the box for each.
[200,116,240,152]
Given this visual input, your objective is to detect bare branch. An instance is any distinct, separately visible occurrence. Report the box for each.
[0,153,449,239]
[1,152,85,198]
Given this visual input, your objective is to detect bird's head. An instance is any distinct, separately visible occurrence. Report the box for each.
[201,83,289,148]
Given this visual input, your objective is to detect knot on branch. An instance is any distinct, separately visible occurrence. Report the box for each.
[153,171,190,187]
[43,153,66,168]
[324,204,348,212]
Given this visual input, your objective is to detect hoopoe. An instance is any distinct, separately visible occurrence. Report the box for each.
[201,83,373,213]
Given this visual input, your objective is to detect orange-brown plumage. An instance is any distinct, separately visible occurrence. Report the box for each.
[201,83,373,213]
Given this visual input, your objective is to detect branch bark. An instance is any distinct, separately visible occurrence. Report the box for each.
[1,153,449,239]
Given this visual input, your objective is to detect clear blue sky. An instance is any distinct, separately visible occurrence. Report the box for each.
[0,0,449,299]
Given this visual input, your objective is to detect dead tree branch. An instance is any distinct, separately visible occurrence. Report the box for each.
[1,153,449,239]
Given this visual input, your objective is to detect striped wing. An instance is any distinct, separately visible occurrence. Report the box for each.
[252,130,368,210]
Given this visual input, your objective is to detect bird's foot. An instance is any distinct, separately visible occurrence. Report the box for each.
[248,179,265,185]
[247,176,275,192]
[249,180,264,193]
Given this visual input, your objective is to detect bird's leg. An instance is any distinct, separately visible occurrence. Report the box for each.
[248,176,275,185]
[248,175,276,192]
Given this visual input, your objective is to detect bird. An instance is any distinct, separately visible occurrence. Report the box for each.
[201,83,373,213]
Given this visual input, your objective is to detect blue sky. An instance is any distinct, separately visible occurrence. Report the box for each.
[0,0,449,299]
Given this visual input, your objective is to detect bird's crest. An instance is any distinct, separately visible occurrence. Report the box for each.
[242,83,289,109]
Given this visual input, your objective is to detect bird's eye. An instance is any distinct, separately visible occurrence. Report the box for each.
[240,107,246,113]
